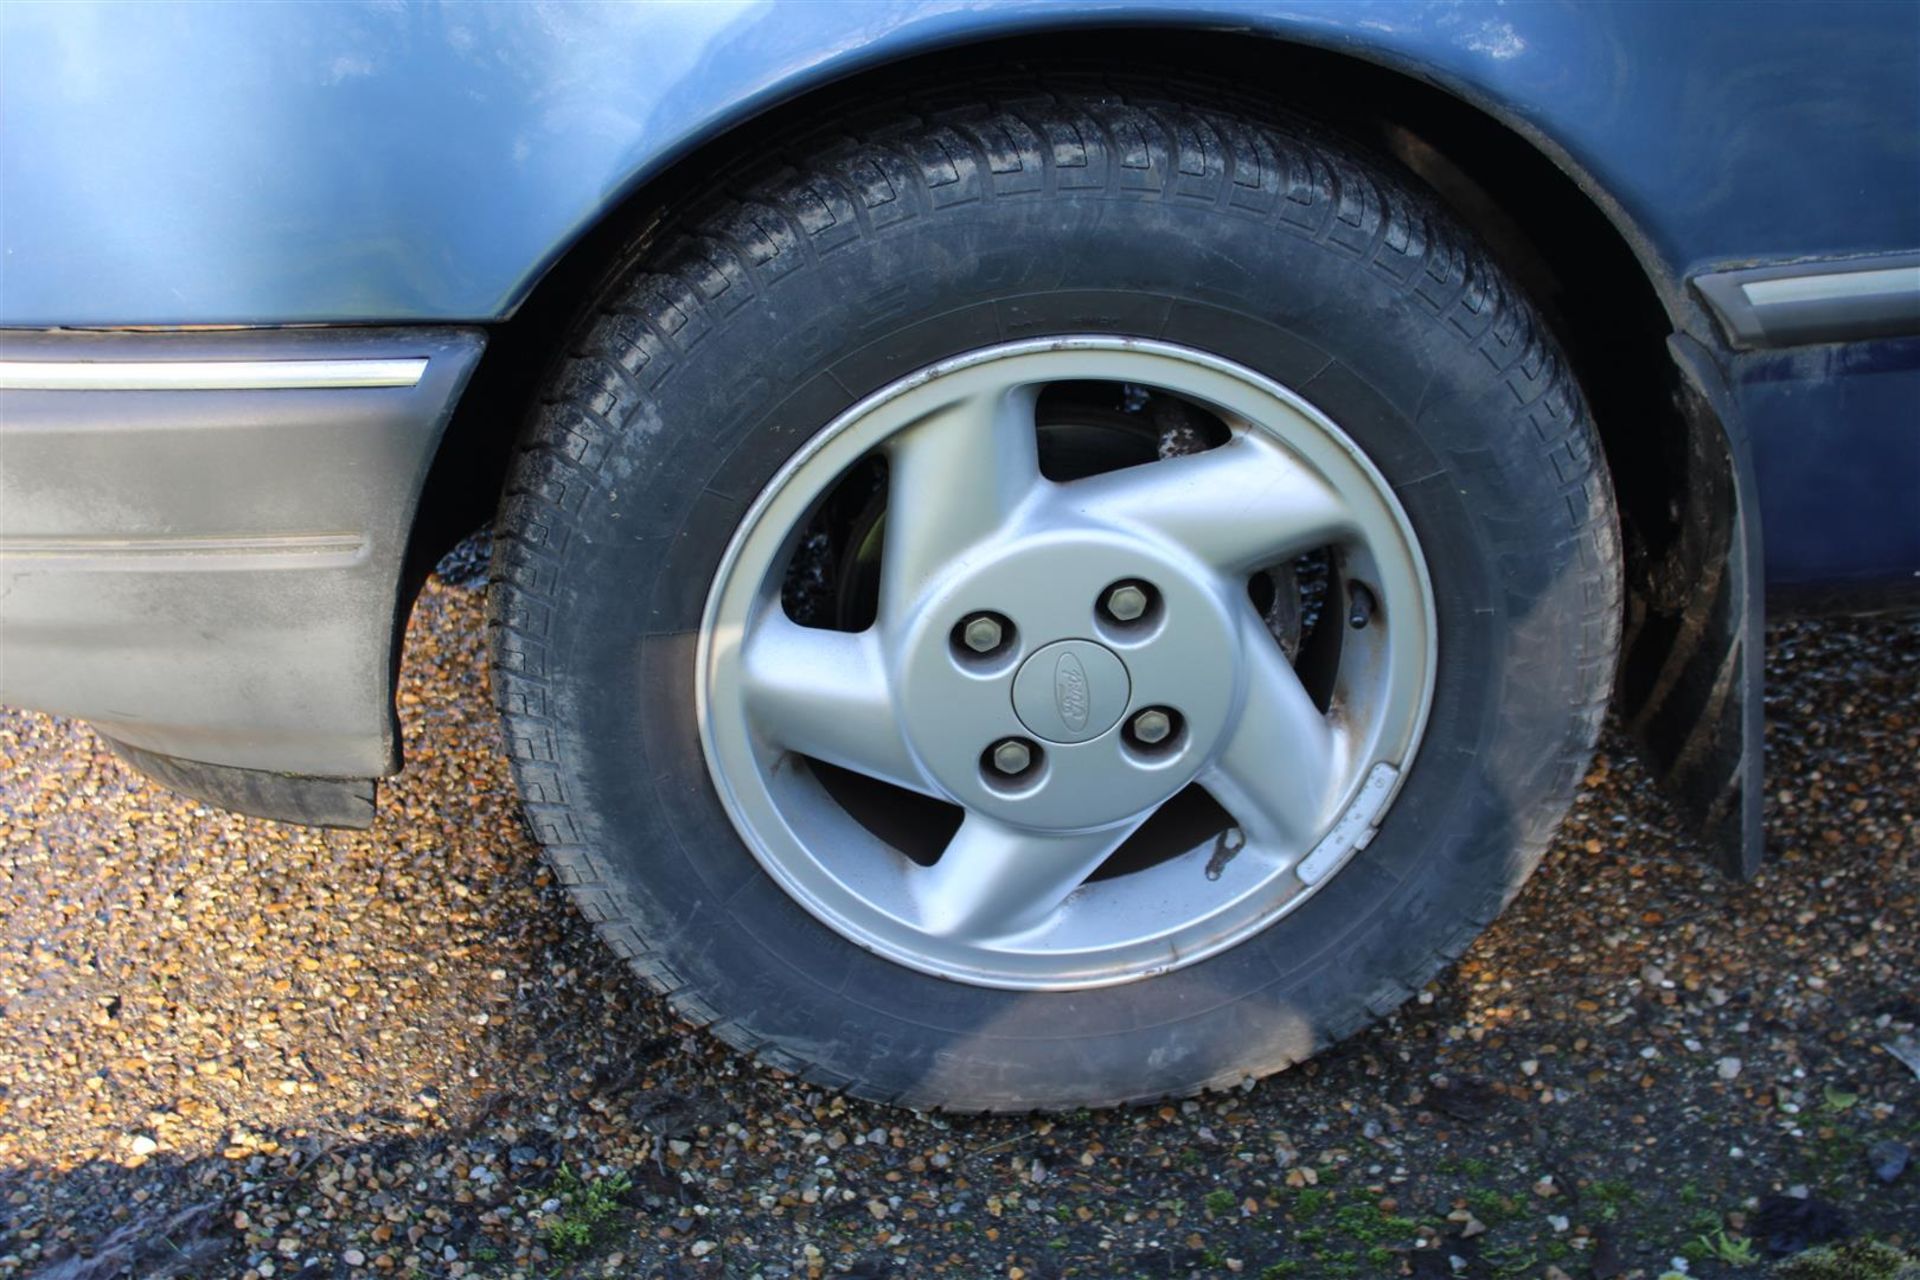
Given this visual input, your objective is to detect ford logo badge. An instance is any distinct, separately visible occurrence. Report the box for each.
[1053,652,1091,731]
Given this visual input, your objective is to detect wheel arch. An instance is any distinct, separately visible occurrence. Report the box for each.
[407,25,1762,872]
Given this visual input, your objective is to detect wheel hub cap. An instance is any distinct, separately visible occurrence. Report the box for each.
[1012,640,1126,743]
[891,531,1243,831]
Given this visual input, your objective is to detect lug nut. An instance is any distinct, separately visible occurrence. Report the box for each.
[1130,708,1174,745]
[1347,581,1377,630]
[1104,583,1150,622]
[989,739,1033,776]
[961,614,1005,653]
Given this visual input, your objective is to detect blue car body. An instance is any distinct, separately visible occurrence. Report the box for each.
[4,0,1915,594]
[0,0,1915,859]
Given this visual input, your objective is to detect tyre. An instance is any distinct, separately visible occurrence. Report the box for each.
[489,81,1620,1111]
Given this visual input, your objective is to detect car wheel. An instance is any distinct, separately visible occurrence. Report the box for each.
[488,84,1621,1110]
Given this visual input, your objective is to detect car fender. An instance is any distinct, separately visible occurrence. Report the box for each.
[3,1,1913,330]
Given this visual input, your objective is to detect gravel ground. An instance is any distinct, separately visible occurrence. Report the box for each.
[1,576,1914,1280]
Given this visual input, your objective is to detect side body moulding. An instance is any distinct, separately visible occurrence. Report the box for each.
[1694,252,1920,349]
[0,327,486,826]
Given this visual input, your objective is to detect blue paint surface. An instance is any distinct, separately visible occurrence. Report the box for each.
[3,1,1914,326]
[1739,338,1920,597]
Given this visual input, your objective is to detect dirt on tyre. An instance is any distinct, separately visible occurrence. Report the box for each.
[487,81,1621,1111]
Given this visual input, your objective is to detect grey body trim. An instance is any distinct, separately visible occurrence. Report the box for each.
[1694,252,1920,348]
[0,357,428,391]
[0,532,371,571]
[0,326,485,781]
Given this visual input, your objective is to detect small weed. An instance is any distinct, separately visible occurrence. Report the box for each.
[1205,1189,1238,1218]
[1482,1242,1540,1277]
[1687,1208,1726,1235]
[1260,1264,1303,1279]
[1330,1203,1375,1237]
[1465,1188,1519,1225]
[540,1164,633,1260]
[1588,1178,1637,1222]
[1690,1228,1759,1266]
[1330,1202,1419,1245]
[1294,1187,1330,1219]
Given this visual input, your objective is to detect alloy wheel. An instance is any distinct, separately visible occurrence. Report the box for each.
[697,338,1436,990]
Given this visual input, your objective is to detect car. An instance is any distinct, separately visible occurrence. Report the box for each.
[2,1,1915,1112]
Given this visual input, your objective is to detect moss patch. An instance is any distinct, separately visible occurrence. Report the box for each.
[1771,1239,1920,1280]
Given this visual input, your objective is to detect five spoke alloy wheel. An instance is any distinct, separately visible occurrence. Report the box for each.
[698,338,1436,990]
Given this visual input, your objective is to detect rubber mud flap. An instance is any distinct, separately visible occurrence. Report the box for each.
[1616,333,1764,879]
[105,736,377,829]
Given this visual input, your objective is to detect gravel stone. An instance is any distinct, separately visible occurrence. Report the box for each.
[2,588,1915,1279]
[1869,1138,1910,1185]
